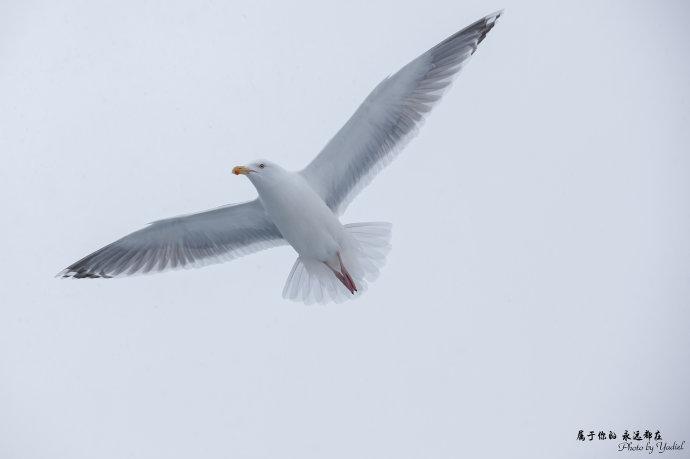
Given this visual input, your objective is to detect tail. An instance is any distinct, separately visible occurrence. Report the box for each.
[282,222,392,304]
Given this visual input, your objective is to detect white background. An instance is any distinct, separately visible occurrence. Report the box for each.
[1,1,689,458]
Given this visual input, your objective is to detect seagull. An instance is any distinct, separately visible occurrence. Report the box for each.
[59,11,502,304]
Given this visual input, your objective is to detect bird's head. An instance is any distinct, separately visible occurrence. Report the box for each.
[232,159,285,186]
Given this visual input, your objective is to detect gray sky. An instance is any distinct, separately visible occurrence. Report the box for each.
[1,1,689,458]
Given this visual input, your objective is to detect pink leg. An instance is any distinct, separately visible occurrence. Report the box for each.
[323,253,357,295]
[338,253,357,293]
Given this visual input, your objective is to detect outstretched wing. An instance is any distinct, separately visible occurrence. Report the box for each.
[59,199,284,278]
[300,11,501,215]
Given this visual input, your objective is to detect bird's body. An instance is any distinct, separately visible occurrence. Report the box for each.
[242,161,388,300]
[59,11,502,303]
[251,164,342,262]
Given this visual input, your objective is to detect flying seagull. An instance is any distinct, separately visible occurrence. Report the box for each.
[59,11,502,304]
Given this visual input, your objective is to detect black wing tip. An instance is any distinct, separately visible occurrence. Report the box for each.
[477,10,503,44]
[488,9,504,20]
[433,10,503,57]
[57,267,113,279]
[483,9,504,25]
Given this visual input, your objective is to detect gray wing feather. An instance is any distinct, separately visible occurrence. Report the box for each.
[59,199,284,278]
[300,11,501,215]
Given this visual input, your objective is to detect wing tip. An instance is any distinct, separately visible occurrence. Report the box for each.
[478,10,503,43]
[486,9,504,22]
[56,267,113,279]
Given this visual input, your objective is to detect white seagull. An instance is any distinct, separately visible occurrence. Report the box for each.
[59,11,502,304]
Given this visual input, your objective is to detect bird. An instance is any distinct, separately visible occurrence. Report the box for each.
[59,11,502,304]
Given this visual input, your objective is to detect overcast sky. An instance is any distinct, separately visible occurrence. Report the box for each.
[1,1,689,458]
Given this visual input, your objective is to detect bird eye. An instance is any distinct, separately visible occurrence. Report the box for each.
[258,163,265,169]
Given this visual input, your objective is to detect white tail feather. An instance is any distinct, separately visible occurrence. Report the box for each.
[282,222,392,304]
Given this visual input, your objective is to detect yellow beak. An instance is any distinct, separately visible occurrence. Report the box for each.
[232,165,252,175]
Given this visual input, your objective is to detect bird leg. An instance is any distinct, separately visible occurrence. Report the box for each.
[338,253,357,293]
[324,253,358,294]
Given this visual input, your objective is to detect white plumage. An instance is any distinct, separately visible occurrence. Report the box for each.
[59,11,502,304]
